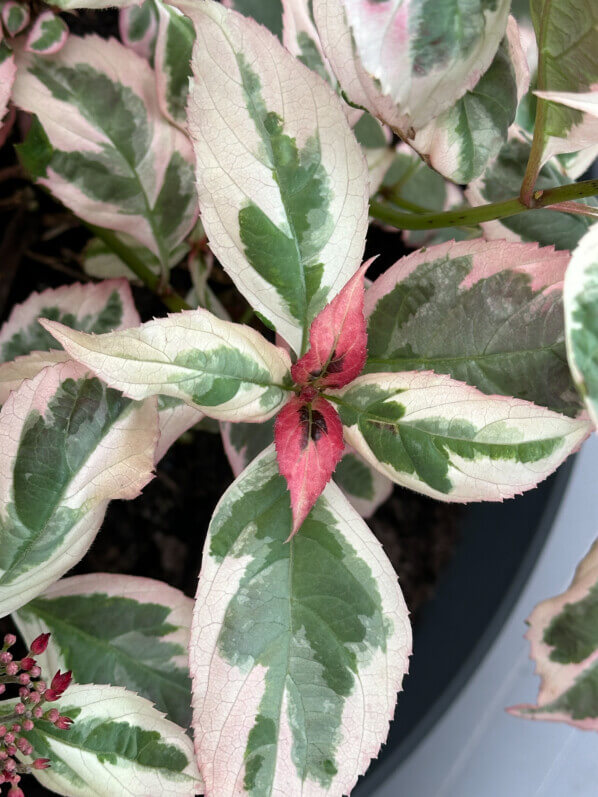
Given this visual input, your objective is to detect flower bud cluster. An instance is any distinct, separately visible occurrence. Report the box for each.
[0,633,72,796]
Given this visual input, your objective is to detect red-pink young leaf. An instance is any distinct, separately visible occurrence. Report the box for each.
[291,262,369,389]
[275,395,344,537]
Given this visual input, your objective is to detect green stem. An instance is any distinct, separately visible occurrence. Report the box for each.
[86,225,191,313]
[370,178,598,231]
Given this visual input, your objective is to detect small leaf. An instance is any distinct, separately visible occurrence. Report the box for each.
[564,224,598,427]
[292,262,368,389]
[364,239,582,416]
[530,0,598,165]
[179,0,368,352]
[509,538,598,730]
[119,0,159,61]
[15,573,193,729]
[314,0,510,135]
[13,34,197,273]
[2,1,30,36]
[275,395,344,535]
[19,684,202,795]
[336,371,591,503]
[41,310,292,422]
[189,446,411,795]
[0,362,158,617]
[25,11,68,55]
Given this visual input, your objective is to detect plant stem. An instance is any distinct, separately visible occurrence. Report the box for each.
[86,225,191,313]
[370,178,598,231]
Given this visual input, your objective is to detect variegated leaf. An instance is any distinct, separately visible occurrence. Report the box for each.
[2,1,30,36]
[0,43,16,127]
[179,0,369,353]
[13,34,197,273]
[0,362,158,617]
[410,16,527,183]
[0,280,140,364]
[364,240,582,416]
[119,0,159,61]
[530,0,598,165]
[82,235,188,282]
[18,684,201,796]
[466,132,598,250]
[535,89,598,119]
[0,279,140,404]
[275,395,344,534]
[282,0,393,194]
[334,447,392,518]
[190,445,411,795]
[222,0,283,38]
[153,0,194,127]
[187,249,229,320]
[42,310,292,422]
[14,573,193,729]
[155,396,204,462]
[335,371,590,503]
[564,223,598,427]
[314,0,510,136]
[52,0,136,8]
[25,11,68,55]
[509,538,598,730]
[221,417,391,517]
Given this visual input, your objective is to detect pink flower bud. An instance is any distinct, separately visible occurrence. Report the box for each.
[5,745,16,758]
[33,758,50,770]
[30,666,41,678]
[17,739,32,756]
[0,751,6,760]
[30,633,50,655]
[18,688,28,700]
[0,726,5,737]
[0,685,5,695]
[4,733,14,745]
[3,635,16,648]
[10,726,19,734]
[3,759,16,772]
[5,662,18,676]
[19,657,34,672]
[55,715,73,730]
[8,786,24,797]
[28,691,40,705]
[18,674,30,686]
[45,709,59,723]
[50,670,71,695]
[22,720,33,732]
[13,704,24,716]
[33,707,43,719]
[0,652,12,665]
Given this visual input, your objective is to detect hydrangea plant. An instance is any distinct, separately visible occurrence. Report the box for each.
[0,0,597,794]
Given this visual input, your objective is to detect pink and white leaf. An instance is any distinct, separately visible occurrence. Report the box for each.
[176,0,368,353]
[40,310,292,422]
[509,538,598,730]
[13,35,197,268]
[314,0,510,135]
[0,361,158,617]
[292,262,368,389]
[21,685,201,795]
[336,371,591,503]
[2,2,30,36]
[0,45,16,128]
[189,445,411,795]
[275,395,344,535]
[25,11,68,55]
[119,0,158,61]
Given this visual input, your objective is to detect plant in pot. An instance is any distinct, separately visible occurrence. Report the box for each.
[0,0,596,795]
